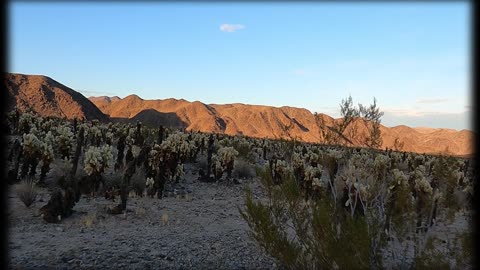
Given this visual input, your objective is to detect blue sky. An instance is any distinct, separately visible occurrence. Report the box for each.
[9,2,471,130]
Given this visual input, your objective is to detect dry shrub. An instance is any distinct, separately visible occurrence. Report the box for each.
[130,168,146,197]
[195,155,208,170]
[233,159,256,179]
[49,158,73,183]
[16,177,38,207]
[103,172,122,191]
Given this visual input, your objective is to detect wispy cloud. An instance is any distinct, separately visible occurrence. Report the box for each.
[383,108,455,117]
[78,90,117,97]
[416,98,451,104]
[219,24,245,32]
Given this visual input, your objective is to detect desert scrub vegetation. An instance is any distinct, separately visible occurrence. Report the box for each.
[4,97,474,269]
[241,150,474,269]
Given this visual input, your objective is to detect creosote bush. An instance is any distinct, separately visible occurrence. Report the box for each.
[240,166,372,270]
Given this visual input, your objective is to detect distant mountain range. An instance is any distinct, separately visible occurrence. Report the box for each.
[4,73,475,157]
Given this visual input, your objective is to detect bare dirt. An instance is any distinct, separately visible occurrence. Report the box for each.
[7,164,277,269]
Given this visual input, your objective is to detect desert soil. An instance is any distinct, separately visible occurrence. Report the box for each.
[7,163,277,269]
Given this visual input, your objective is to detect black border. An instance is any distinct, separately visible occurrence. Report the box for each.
[471,1,479,269]
[1,0,8,268]
[1,1,477,269]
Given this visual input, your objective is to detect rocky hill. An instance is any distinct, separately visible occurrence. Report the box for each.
[4,72,473,156]
[4,73,107,121]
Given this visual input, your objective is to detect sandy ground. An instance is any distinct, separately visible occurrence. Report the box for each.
[7,163,277,269]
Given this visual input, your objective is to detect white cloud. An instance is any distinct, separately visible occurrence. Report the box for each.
[220,24,245,32]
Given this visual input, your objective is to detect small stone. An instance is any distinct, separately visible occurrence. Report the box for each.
[55,227,64,232]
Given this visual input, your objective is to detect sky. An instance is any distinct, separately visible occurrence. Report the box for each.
[9,2,472,130]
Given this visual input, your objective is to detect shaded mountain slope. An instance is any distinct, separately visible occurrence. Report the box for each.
[4,73,107,121]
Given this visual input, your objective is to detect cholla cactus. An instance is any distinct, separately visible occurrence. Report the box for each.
[126,127,136,145]
[212,155,223,181]
[145,177,155,188]
[219,137,231,147]
[291,152,305,182]
[327,149,344,160]
[88,125,102,146]
[304,165,322,183]
[40,119,55,133]
[274,159,290,181]
[40,141,54,162]
[174,163,185,180]
[43,130,54,146]
[312,176,328,189]
[105,131,113,145]
[28,126,41,137]
[374,154,390,171]
[391,169,408,188]
[22,133,41,157]
[218,147,239,166]
[84,145,113,176]
[56,125,74,159]
[148,144,163,169]
[414,154,425,167]
[39,139,54,183]
[305,151,319,166]
[18,112,34,134]
[217,146,239,179]
[414,176,433,194]
[20,132,42,178]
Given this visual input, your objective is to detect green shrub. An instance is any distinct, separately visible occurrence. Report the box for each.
[240,166,372,269]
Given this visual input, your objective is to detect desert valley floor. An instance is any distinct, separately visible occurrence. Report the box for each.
[7,162,277,269]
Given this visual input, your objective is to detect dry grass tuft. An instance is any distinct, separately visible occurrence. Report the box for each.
[161,213,169,225]
[16,177,38,208]
[135,207,146,217]
[80,212,97,228]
